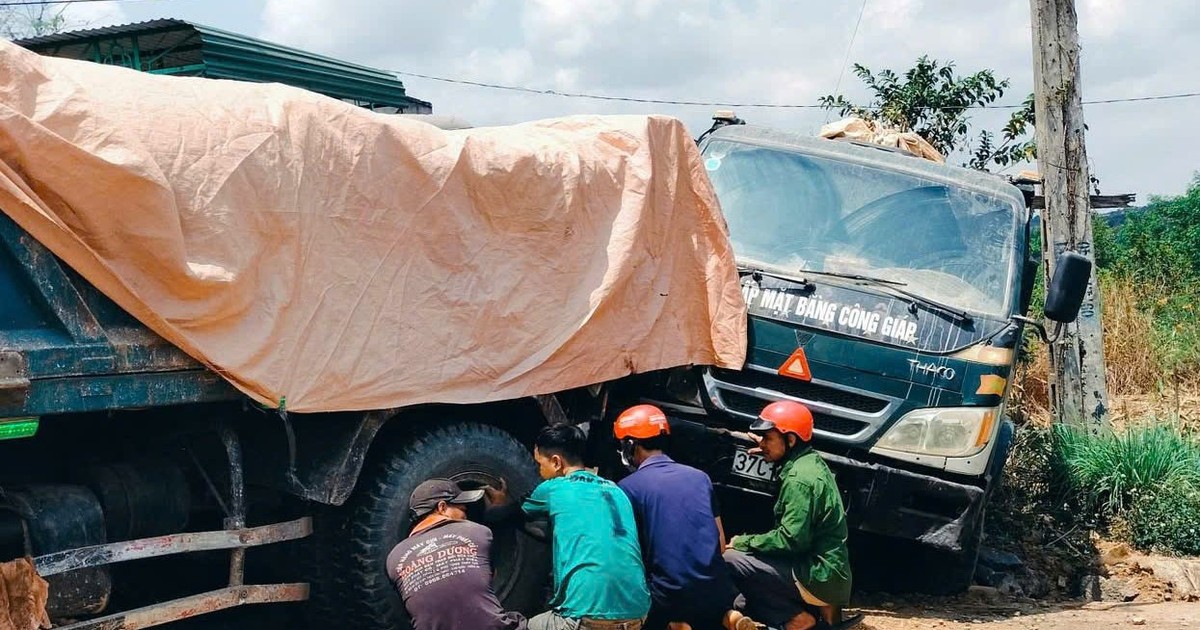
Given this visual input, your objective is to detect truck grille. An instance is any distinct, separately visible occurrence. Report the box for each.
[720,391,869,436]
[710,368,887,413]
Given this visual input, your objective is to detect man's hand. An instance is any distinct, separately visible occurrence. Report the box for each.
[747,433,764,456]
[483,477,510,507]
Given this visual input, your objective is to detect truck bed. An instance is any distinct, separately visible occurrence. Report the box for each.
[0,213,239,419]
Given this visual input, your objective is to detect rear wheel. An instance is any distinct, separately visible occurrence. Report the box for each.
[309,422,549,629]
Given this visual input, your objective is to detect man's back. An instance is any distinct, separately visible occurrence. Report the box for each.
[522,470,650,620]
[387,519,527,630]
[618,455,730,601]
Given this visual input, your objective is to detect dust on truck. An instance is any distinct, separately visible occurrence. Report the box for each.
[603,116,1089,593]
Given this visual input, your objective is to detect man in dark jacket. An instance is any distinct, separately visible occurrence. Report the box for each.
[386,478,528,630]
[723,401,852,630]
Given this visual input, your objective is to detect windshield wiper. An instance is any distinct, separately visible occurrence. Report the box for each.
[884,284,972,323]
[740,264,972,323]
[797,269,908,287]
[801,269,973,323]
[737,265,814,289]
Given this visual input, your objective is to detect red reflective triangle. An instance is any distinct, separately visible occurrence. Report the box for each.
[778,348,812,382]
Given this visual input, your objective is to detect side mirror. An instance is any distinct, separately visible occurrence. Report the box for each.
[1044,252,1093,323]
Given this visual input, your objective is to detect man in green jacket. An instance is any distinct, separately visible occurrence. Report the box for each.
[723,401,852,630]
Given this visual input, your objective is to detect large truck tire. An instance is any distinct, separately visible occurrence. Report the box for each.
[309,422,549,630]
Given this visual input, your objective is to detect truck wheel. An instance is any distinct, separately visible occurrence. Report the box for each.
[310,422,549,630]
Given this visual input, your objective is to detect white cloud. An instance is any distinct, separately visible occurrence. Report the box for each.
[64,1,128,28]
[256,0,1199,197]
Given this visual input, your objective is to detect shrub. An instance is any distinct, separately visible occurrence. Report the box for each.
[1125,483,1200,556]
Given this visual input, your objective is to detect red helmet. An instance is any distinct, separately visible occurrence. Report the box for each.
[614,404,670,440]
[750,400,813,442]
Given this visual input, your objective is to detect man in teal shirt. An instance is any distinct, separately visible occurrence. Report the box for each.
[493,424,649,630]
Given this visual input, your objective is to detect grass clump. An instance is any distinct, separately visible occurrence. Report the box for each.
[1053,421,1200,556]
[1053,421,1200,513]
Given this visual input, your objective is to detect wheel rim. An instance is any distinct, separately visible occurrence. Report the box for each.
[448,469,524,602]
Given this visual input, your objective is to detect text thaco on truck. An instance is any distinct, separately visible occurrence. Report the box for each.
[606,112,1093,593]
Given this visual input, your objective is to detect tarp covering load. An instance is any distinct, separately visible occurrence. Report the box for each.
[0,558,50,630]
[0,40,746,413]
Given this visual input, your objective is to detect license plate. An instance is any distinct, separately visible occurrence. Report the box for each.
[731,447,777,481]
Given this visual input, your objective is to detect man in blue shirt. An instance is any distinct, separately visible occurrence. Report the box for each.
[614,405,756,630]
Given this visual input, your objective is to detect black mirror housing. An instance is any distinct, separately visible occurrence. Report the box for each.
[1044,251,1093,323]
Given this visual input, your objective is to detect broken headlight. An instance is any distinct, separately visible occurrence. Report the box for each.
[875,406,998,458]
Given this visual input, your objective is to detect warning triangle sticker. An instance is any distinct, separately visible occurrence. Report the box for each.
[778,348,812,381]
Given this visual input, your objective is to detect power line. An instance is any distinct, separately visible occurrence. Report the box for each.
[1079,92,1200,105]
[393,70,1200,111]
[827,0,870,123]
[392,70,829,109]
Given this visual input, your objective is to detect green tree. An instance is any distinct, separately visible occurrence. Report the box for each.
[819,56,1036,171]
[1117,175,1200,286]
[1,5,75,40]
[1091,213,1120,271]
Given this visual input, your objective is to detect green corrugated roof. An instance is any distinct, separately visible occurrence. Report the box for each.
[16,19,432,112]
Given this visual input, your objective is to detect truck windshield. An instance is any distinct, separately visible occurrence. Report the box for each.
[704,140,1019,318]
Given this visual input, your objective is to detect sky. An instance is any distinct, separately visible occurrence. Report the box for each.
[35,0,1200,200]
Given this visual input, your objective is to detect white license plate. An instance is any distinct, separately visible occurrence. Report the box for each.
[731,447,777,481]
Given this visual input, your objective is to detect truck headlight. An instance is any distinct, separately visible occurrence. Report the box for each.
[876,407,998,458]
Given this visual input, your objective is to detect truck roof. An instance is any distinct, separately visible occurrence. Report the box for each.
[707,124,1027,210]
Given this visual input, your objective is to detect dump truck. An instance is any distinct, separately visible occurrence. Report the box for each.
[0,33,754,630]
[0,38,1089,629]
[597,113,1092,594]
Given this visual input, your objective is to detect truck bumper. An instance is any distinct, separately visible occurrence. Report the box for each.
[666,417,989,556]
[820,453,986,554]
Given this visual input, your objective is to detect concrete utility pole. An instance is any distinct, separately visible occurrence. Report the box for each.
[1030,0,1110,433]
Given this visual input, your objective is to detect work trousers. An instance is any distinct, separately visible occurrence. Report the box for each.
[528,610,644,630]
[723,548,809,628]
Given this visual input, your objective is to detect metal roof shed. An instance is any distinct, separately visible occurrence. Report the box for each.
[15,19,432,113]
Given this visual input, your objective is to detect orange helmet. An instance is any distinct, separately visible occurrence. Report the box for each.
[614,404,670,440]
[750,400,814,442]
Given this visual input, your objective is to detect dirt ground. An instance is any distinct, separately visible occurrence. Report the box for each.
[857,600,1196,629]
[849,543,1199,630]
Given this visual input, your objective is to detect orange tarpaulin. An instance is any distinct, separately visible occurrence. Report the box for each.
[0,558,50,630]
[0,40,746,412]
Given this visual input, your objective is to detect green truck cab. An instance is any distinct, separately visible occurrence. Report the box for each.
[607,118,1089,592]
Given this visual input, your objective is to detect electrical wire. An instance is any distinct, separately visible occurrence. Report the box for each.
[827,0,870,122]
[392,70,1200,111]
